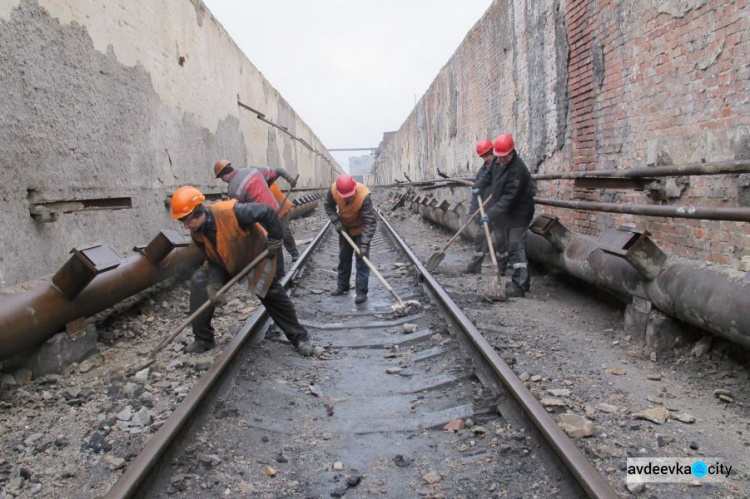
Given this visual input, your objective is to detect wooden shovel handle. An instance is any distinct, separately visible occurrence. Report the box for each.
[340,230,405,307]
[438,194,493,252]
[477,196,500,271]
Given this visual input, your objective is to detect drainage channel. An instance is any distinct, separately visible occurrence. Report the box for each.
[107,215,617,498]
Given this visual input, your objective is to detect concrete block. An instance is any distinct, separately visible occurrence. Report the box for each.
[16,324,98,378]
[645,309,682,357]
[624,296,652,340]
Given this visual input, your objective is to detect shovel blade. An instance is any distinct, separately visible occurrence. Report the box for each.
[484,275,507,302]
[425,251,445,272]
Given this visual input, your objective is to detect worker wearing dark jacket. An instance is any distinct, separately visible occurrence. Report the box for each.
[478,134,535,297]
[214,159,300,271]
[324,174,377,304]
[466,139,495,274]
[171,185,312,356]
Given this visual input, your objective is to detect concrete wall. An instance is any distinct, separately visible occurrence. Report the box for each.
[0,0,341,287]
[371,0,750,269]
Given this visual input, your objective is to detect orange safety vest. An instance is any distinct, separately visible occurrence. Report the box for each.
[269,183,293,218]
[330,182,371,237]
[191,200,276,298]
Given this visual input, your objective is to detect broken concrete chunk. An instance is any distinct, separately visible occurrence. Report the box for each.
[557,414,595,439]
[633,407,670,424]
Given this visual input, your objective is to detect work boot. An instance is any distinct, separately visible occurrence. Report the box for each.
[331,287,350,296]
[296,341,314,357]
[184,339,216,354]
[465,258,483,274]
[355,293,368,304]
[291,255,299,263]
[505,283,525,298]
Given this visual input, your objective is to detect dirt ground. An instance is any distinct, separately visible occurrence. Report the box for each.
[0,191,748,498]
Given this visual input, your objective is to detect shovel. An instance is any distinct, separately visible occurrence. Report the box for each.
[477,196,507,302]
[340,230,419,315]
[425,194,493,272]
[125,249,271,376]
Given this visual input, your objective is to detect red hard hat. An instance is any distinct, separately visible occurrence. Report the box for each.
[493,134,515,157]
[476,139,493,157]
[336,174,357,198]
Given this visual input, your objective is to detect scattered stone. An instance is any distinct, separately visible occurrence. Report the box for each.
[117,407,133,422]
[1,374,17,387]
[595,403,619,414]
[332,461,344,471]
[23,433,44,447]
[557,414,595,438]
[443,419,465,431]
[541,397,566,408]
[689,441,699,450]
[547,389,571,397]
[633,407,669,424]
[133,368,150,383]
[692,336,713,358]
[78,358,97,373]
[60,465,78,478]
[200,454,222,467]
[347,474,363,487]
[627,482,646,494]
[647,392,663,404]
[106,456,127,470]
[650,352,657,362]
[610,367,626,375]
[386,367,402,375]
[309,385,322,397]
[422,471,441,484]
[313,346,326,357]
[472,426,488,435]
[519,372,530,382]
[131,407,152,427]
[718,395,734,403]
[392,454,412,467]
[331,486,348,497]
[531,375,543,382]
[275,452,288,463]
[646,374,662,381]
[402,323,418,334]
[264,465,277,477]
[673,413,696,424]
[464,418,474,428]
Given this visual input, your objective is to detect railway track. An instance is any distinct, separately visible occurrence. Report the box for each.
[106,213,617,498]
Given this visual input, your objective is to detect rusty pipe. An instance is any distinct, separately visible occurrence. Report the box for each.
[535,198,750,223]
[411,194,750,348]
[0,245,203,361]
[533,159,750,180]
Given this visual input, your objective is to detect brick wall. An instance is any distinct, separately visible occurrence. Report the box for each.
[372,0,750,268]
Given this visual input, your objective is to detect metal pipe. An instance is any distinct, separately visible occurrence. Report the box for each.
[533,159,750,180]
[535,198,750,223]
[412,195,750,348]
[0,246,204,360]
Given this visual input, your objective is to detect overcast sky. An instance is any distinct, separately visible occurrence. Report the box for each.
[202,0,493,171]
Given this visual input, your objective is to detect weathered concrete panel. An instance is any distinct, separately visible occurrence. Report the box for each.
[0,0,340,286]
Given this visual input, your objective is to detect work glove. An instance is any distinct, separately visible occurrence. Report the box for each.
[332,219,345,233]
[479,214,490,225]
[207,282,227,308]
[266,238,283,255]
[358,243,370,260]
[281,172,297,188]
[472,187,480,194]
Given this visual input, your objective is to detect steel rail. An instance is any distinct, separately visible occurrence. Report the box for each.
[104,225,330,498]
[376,211,618,499]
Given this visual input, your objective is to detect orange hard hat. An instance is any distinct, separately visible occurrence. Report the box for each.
[476,139,493,157]
[493,134,515,156]
[335,174,357,198]
[170,186,205,220]
[214,159,232,178]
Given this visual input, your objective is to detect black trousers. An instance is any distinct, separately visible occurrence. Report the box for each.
[189,265,308,346]
[279,217,299,259]
[337,233,369,294]
[492,225,530,291]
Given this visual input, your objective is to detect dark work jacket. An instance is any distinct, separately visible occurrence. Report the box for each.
[478,153,535,227]
[468,162,491,215]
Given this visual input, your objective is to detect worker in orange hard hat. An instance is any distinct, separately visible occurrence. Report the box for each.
[476,134,535,298]
[170,185,313,356]
[466,139,495,274]
[214,159,300,265]
[324,174,377,304]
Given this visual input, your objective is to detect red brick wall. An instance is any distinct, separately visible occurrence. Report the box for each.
[373,0,750,268]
